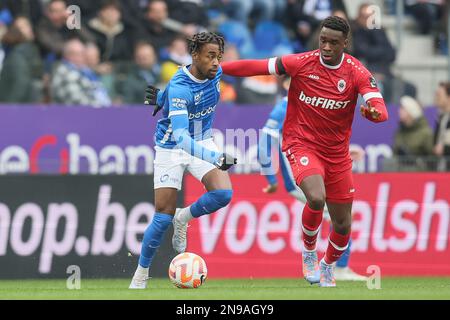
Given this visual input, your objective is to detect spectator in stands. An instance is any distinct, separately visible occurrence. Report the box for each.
[0,16,43,103]
[286,0,347,49]
[36,0,93,60]
[117,0,149,35]
[84,42,114,106]
[121,41,161,104]
[352,2,416,103]
[160,36,191,84]
[51,39,110,107]
[138,0,177,52]
[391,96,433,171]
[86,0,133,62]
[433,82,450,171]
[405,0,444,35]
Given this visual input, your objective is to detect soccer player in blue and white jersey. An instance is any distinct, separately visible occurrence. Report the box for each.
[258,77,367,282]
[130,32,236,289]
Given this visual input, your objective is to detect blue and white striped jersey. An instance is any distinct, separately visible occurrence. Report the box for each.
[155,65,222,148]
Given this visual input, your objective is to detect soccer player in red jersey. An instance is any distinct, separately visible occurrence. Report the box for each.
[221,16,388,287]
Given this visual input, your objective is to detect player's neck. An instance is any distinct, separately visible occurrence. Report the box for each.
[320,53,345,69]
[188,65,207,81]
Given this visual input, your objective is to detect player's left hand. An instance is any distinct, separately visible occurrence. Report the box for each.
[360,101,381,120]
[144,85,161,116]
[214,153,237,171]
[263,183,278,194]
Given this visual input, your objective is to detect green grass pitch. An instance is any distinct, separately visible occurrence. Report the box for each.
[1,278,450,300]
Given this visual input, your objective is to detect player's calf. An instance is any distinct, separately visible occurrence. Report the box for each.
[172,189,233,253]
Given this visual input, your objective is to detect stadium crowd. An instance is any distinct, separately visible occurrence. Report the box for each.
[0,0,449,169]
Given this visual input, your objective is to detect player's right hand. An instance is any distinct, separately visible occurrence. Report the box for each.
[263,183,278,194]
[360,101,381,120]
[214,153,237,171]
[144,85,161,116]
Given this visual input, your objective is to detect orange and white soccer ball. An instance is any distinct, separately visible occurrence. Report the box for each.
[168,252,207,289]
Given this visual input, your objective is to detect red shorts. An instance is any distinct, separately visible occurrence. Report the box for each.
[285,146,354,203]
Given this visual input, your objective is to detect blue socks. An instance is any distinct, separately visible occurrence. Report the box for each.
[190,189,233,218]
[138,212,173,268]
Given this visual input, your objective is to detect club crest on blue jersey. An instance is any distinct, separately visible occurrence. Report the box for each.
[194,91,204,105]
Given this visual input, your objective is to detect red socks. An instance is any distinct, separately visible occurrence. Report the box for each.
[301,203,351,264]
[325,230,350,264]
[301,204,323,251]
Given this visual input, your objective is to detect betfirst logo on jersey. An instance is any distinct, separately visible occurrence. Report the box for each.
[188,105,216,120]
[299,91,351,110]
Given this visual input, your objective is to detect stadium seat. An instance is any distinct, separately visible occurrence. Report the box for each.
[252,20,294,58]
[217,20,255,58]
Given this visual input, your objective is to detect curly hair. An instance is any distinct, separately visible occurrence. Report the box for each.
[188,32,225,55]
[320,16,350,38]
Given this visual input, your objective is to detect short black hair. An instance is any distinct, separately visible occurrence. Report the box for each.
[320,16,350,38]
[188,32,225,55]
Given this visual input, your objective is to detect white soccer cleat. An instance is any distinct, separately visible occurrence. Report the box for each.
[302,251,320,284]
[172,208,188,253]
[334,267,368,281]
[129,273,149,289]
[319,258,336,288]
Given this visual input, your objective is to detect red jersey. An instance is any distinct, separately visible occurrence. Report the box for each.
[277,50,383,159]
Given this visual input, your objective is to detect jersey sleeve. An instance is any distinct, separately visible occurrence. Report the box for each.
[167,84,192,118]
[355,66,389,122]
[355,67,383,104]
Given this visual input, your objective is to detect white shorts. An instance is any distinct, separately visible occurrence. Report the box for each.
[154,138,219,190]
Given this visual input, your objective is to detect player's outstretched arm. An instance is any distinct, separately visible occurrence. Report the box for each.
[221,57,288,77]
[171,114,237,170]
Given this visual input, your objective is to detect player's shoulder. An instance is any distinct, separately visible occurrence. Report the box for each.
[167,72,193,99]
[283,50,319,63]
[343,53,372,76]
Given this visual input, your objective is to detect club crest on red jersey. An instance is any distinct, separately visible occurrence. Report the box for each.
[337,79,346,93]
[300,156,309,166]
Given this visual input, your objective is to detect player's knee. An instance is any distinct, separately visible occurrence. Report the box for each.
[307,192,326,210]
[333,220,351,235]
[210,189,233,208]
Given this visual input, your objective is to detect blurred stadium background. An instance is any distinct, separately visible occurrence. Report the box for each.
[0,0,450,299]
